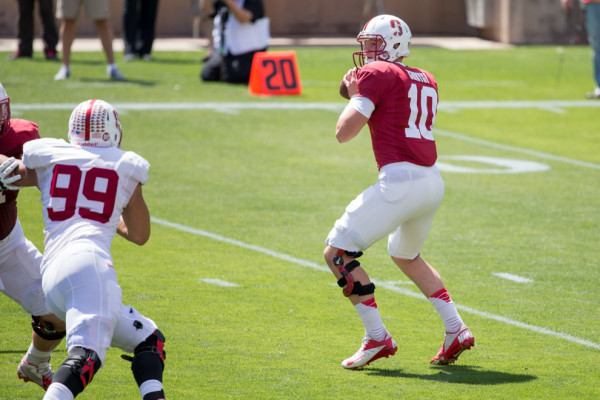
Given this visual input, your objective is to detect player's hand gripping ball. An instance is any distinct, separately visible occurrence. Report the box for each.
[339,68,358,100]
[339,79,350,100]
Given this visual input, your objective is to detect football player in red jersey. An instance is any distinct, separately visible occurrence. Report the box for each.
[0,82,66,390]
[324,15,474,369]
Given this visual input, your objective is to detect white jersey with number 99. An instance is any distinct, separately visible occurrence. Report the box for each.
[22,138,149,268]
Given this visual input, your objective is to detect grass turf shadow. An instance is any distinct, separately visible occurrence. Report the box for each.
[365,365,537,385]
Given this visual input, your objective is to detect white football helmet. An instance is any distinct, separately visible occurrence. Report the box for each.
[68,99,122,148]
[353,14,412,67]
[0,83,11,137]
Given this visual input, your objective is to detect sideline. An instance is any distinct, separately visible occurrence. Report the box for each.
[152,216,600,351]
[0,36,511,52]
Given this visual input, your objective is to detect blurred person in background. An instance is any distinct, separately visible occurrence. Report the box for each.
[53,0,125,81]
[200,0,270,84]
[9,0,59,61]
[123,0,160,61]
[561,0,600,98]
[192,0,215,62]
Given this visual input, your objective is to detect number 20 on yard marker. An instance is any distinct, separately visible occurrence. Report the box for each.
[249,51,302,96]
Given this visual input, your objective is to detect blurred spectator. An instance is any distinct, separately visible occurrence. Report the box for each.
[561,0,600,98]
[9,0,59,61]
[123,0,160,61]
[200,0,270,84]
[54,0,125,81]
[191,0,215,61]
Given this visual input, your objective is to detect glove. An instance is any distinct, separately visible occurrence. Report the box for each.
[0,157,22,191]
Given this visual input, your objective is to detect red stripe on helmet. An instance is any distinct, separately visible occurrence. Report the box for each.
[84,99,97,141]
[363,17,375,30]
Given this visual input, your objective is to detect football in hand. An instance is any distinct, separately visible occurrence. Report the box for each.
[339,80,350,100]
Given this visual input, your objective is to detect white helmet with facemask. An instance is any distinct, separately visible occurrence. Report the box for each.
[353,14,412,68]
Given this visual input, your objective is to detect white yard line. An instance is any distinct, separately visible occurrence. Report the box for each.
[199,278,239,287]
[13,101,600,170]
[492,272,534,283]
[435,128,600,170]
[152,217,600,351]
[12,100,600,113]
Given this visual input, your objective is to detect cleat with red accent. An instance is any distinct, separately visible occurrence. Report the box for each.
[342,332,397,369]
[430,325,474,365]
[17,359,53,390]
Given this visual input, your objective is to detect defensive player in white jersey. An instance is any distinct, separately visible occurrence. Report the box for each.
[0,99,166,400]
[0,82,66,391]
[324,14,474,369]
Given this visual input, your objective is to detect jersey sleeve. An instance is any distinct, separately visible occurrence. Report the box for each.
[424,70,439,100]
[2,119,41,159]
[121,151,150,185]
[356,64,389,107]
[22,138,66,169]
[13,119,41,143]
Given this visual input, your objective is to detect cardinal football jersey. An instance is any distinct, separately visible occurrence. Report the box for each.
[0,119,40,239]
[22,138,149,266]
[356,61,439,169]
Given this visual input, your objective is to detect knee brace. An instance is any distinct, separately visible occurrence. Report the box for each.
[122,329,166,386]
[53,346,102,396]
[31,315,66,341]
[333,250,375,297]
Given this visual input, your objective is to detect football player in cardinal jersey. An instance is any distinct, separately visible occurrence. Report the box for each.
[324,15,474,369]
[0,99,167,400]
[0,82,66,391]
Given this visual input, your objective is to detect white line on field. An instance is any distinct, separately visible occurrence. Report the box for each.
[152,216,600,351]
[13,101,600,170]
[11,100,600,113]
[492,272,534,283]
[199,278,239,287]
[435,128,600,170]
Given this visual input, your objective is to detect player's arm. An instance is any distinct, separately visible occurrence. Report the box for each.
[0,155,37,189]
[336,67,372,143]
[117,183,150,245]
[336,106,369,143]
[222,0,254,23]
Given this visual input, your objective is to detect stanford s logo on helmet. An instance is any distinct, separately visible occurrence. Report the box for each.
[353,14,412,68]
[0,83,11,137]
[68,99,122,148]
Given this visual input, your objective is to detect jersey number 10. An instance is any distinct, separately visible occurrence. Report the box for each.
[405,83,437,141]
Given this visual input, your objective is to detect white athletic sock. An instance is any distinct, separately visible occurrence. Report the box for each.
[25,342,52,365]
[44,382,74,400]
[355,298,387,342]
[140,379,165,399]
[428,288,464,333]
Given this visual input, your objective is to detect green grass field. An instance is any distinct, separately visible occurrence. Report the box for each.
[1,43,599,399]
